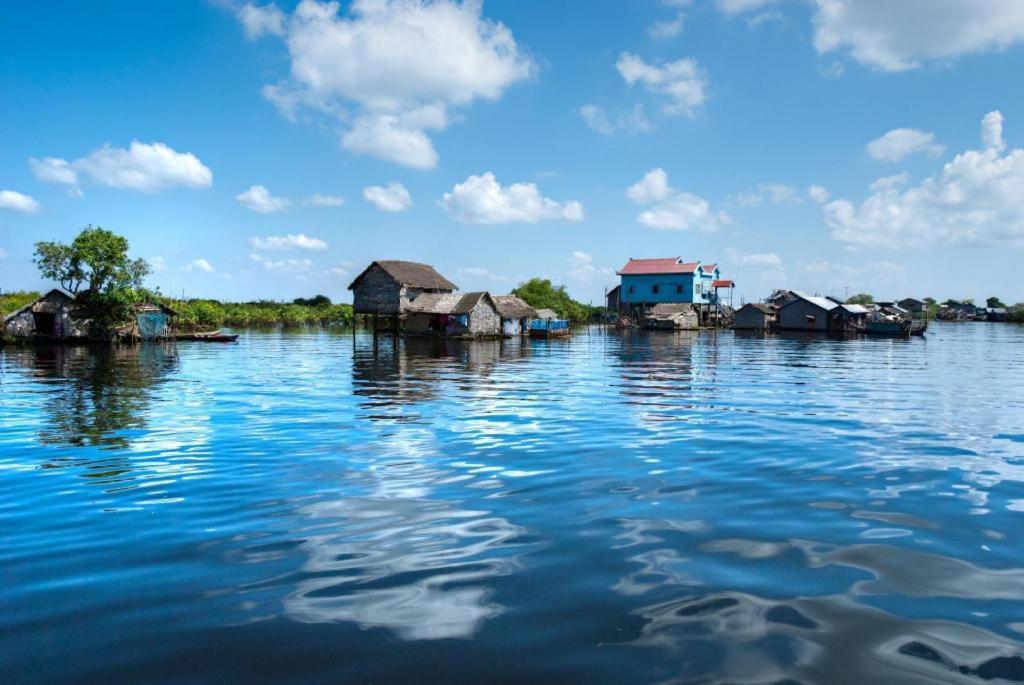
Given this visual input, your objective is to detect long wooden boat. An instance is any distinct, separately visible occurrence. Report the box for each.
[865,319,911,336]
[529,319,571,338]
[175,330,239,342]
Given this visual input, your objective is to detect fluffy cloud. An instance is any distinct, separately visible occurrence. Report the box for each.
[236,185,290,213]
[247,0,533,168]
[824,110,1024,248]
[304,193,344,207]
[715,0,779,14]
[866,128,943,162]
[807,185,831,203]
[187,258,215,273]
[627,169,729,231]
[579,103,650,136]
[250,253,313,272]
[250,233,328,250]
[0,190,41,214]
[812,0,1024,72]
[566,251,615,284]
[616,53,707,117]
[30,141,212,193]
[441,172,584,225]
[363,182,412,212]
[238,2,285,39]
[982,110,1005,151]
[725,248,782,267]
[868,173,909,192]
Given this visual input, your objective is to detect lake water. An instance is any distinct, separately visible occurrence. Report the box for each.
[3,324,1024,683]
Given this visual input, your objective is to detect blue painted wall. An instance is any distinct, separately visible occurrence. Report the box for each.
[620,273,699,305]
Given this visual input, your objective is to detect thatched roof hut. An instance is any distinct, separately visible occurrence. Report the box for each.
[2,289,90,340]
[347,260,457,316]
[405,291,501,337]
[534,308,560,320]
[493,295,537,320]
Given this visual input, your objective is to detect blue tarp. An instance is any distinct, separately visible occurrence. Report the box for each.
[529,318,569,331]
[136,311,168,340]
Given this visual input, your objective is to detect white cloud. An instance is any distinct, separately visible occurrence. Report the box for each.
[566,251,615,284]
[868,173,909,192]
[250,253,313,272]
[29,157,78,185]
[715,0,779,15]
[363,182,412,212]
[187,258,215,273]
[248,0,533,168]
[236,185,290,213]
[737,182,800,207]
[441,172,583,225]
[31,141,212,193]
[580,103,650,135]
[304,193,344,207]
[799,258,906,296]
[238,2,285,39]
[726,247,782,267]
[458,266,506,283]
[649,12,685,39]
[812,0,1024,72]
[982,110,1005,151]
[616,52,708,117]
[150,256,167,272]
[824,110,1024,248]
[807,185,831,203]
[627,168,729,231]
[250,233,328,251]
[0,190,41,214]
[866,128,944,162]
[327,264,348,277]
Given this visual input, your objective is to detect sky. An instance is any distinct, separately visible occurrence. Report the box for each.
[2,0,1024,306]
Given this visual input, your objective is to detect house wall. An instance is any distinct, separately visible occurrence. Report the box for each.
[502,317,531,336]
[468,300,501,336]
[619,273,699,306]
[352,264,403,315]
[734,306,768,330]
[779,299,830,331]
[3,296,91,339]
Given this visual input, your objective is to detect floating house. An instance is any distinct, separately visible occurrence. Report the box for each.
[348,260,457,320]
[778,291,867,332]
[733,303,777,330]
[898,298,926,317]
[614,257,732,326]
[404,291,501,338]
[643,303,698,330]
[119,302,178,341]
[2,289,90,341]
[529,308,570,337]
[493,295,536,336]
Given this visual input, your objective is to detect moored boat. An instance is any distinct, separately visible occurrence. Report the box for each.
[865,319,911,336]
[176,330,239,342]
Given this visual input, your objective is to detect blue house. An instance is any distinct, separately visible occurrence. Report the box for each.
[615,257,728,312]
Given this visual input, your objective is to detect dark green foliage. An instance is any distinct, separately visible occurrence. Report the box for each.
[170,298,354,330]
[846,293,874,305]
[512,278,594,323]
[1008,304,1024,323]
[293,294,332,307]
[987,296,1006,308]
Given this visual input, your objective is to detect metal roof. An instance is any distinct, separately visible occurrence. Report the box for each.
[617,258,700,275]
[840,304,869,314]
[788,290,840,311]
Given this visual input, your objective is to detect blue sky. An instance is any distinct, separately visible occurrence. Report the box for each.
[2,0,1024,305]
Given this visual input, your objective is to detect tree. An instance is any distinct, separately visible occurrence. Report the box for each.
[513,278,592,323]
[986,296,1006,308]
[34,226,151,333]
[846,293,874,305]
[293,294,332,306]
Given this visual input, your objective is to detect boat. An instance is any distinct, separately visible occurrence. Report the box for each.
[528,318,571,338]
[910,320,928,336]
[175,330,239,342]
[864,318,911,336]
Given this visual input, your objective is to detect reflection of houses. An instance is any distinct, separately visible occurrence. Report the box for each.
[405,292,502,338]
[2,289,90,341]
[733,303,777,330]
[348,260,457,331]
[493,295,536,336]
[778,291,867,332]
[643,303,698,330]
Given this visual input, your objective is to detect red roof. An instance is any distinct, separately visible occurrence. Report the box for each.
[702,264,718,274]
[617,257,700,275]
[712,279,734,288]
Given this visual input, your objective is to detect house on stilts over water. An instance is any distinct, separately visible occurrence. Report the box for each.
[347,260,457,332]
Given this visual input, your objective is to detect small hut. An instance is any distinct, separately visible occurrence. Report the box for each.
[404,291,501,338]
[733,303,776,330]
[643,303,699,331]
[493,295,536,336]
[348,260,457,331]
[117,302,178,341]
[1,289,90,341]
[529,308,571,337]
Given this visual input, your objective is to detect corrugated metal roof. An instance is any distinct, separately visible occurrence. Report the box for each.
[711,279,734,288]
[789,290,839,311]
[617,257,700,275]
[841,304,869,314]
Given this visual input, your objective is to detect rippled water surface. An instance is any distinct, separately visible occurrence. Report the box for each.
[3,324,1024,683]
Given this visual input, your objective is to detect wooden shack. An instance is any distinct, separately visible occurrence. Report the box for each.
[493,295,536,336]
[733,303,777,330]
[643,303,699,330]
[1,289,90,341]
[347,261,457,331]
[404,292,501,338]
[778,291,866,333]
[118,302,178,341]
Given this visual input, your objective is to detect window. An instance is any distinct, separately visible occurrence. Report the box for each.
[695,283,702,294]
[652,284,660,295]
[628,285,635,294]
[676,284,683,295]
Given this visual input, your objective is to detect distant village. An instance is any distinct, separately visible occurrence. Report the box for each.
[2,255,1020,344]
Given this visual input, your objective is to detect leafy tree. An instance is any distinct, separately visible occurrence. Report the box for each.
[846,293,874,305]
[986,296,1006,308]
[293,294,332,306]
[512,278,592,323]
[34,226,151,333]
[1008,304,1024,324]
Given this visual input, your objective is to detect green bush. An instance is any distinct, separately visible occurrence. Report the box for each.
[0,290,41,317]
[512,278,595,323]
[167,297,354,331]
